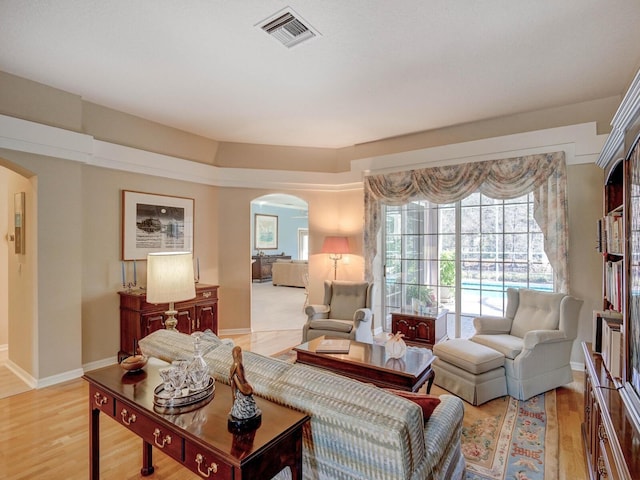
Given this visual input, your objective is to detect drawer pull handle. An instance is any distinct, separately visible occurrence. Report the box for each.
[93,392,108,407]
[598,423,608,442]
[153,428,171,448]
[202,292,212,298]
[120,409,137,426]
[195,453,218,477]
[597,456,608,477]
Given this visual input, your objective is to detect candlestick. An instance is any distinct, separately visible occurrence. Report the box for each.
[121,261,125,288]
[197,257,200,282]
[133,259,137,286]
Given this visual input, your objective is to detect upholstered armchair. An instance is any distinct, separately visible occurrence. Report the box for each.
[302,280,374,343]
[470,288,583,400]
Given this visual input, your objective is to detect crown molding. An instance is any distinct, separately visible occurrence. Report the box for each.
[1,114,606,190]
[597,68,640,168]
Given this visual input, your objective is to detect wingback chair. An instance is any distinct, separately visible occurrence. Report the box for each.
[302,280,374,343]
[470,288,583,400]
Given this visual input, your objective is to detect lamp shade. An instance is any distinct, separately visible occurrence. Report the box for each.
[146,252,196,303]
[321,236,350,254]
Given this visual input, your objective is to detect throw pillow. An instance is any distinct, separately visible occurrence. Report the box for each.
[385,389,441,421]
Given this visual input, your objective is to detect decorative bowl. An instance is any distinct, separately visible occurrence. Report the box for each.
[120,354,148,372]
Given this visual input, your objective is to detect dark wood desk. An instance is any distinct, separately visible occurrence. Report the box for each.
[294,337,436,393]
[84,361,309,480]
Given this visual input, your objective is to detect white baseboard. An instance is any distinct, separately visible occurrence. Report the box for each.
[0,343,7,364]
[220,328,251,336]
[571,360,584,372]
[83,356,118,373]
[36,367,85,389]
[5,359,37,388]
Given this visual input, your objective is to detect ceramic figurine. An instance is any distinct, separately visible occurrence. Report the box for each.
[228,346,262,432]
[385,332,407,359]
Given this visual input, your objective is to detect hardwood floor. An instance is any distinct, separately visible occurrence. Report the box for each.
[0,331,587,479]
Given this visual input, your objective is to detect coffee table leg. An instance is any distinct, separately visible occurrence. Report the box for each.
[141,440,155,476]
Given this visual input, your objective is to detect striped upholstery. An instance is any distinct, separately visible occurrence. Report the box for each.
[139,330,465,480]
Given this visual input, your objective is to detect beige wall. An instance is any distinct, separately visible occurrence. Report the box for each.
[0,70,613,381]
[80,166,219,364]
[216,187,365,332]
[567,163,606,361]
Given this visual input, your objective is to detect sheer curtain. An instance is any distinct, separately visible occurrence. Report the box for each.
[364,151,570,292]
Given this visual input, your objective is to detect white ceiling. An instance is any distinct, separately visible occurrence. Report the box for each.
[2,1,640,149]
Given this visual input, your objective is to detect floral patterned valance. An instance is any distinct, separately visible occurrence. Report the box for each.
[364,152,570,292]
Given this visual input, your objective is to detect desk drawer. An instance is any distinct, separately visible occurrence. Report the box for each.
[90,385,114,417]
[185,440,232,478]
[115,402,184,462]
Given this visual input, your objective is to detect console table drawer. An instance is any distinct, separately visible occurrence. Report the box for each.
[185,441,232,478]
[89,385,114,417]
[115,403,184,462]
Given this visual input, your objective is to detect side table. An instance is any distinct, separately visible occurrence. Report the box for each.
[391,308,448,347]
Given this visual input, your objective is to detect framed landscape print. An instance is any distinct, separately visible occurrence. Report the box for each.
[122,190,194,260]
[254,214,278,249]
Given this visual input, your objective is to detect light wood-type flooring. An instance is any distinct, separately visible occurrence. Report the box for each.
[0,330,586,479]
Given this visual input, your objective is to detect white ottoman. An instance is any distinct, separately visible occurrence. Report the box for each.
[433,338,507,405]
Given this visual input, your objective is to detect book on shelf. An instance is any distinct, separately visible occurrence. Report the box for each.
[592,310,623,353]
[602,320,622,378]
[315,338,351,354]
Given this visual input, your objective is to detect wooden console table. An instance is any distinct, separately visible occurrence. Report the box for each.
[118,284,219,360]
[84,361,309,480]
[391,308,448,347]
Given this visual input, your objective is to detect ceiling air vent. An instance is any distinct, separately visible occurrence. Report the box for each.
[258,8,319,48]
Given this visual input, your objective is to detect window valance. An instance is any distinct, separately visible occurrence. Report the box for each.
[364,151,570,292]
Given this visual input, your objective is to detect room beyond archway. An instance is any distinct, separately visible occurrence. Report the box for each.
[250,194,308,333]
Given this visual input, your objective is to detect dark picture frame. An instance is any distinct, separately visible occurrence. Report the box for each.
[122,190,194,260]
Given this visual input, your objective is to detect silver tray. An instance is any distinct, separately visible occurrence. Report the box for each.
[153,376,215,412]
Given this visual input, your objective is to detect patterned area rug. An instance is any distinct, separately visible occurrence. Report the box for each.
[271,350,558,480]
[462,390,558,480]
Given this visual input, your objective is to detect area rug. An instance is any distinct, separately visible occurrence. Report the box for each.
[271,350,558,480]
[462,390,558,480]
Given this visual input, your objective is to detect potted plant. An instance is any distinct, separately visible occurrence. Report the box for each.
[439,251,455,301]
[406,284,434,312]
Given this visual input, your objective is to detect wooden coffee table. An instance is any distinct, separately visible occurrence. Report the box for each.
[84,359,309,479]
[293,336,436,393]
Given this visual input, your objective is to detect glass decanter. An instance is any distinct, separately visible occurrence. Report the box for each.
[188,333,211,391]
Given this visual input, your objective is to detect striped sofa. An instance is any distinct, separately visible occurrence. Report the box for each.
[139,329,465,480]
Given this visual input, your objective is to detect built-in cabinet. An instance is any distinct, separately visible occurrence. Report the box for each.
[118,284,219,360]
[582,343,639,479]
[586,67,640,480]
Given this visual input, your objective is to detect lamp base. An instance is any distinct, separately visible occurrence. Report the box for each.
[164,310,179,331]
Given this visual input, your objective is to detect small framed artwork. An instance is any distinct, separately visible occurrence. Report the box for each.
[14,192,25,254]
[254,214,278,250]
[122,190,194,260]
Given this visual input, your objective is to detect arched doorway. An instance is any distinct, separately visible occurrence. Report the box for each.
[250,194,308,333]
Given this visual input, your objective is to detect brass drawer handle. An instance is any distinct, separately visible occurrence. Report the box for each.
[598,423,608,443]
[153,428,171,448]
[195,453,218,477]
[597,456,608,477]
[202,291,212,298]
[93,392,108,407]
[120,409,137,426]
